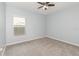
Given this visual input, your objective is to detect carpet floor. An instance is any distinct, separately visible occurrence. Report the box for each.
[4,37,79,56]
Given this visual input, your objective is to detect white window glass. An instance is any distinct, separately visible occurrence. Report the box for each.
[13,17,25,27]
[13,17,25,35]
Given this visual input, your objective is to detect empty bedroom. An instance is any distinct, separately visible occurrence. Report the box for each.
[0,2,79,56]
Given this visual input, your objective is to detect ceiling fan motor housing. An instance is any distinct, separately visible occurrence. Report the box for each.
[37,2,55,10]
[43,5,48,10]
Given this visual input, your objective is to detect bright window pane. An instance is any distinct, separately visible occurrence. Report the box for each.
[13,17,25,35]
[13,17,25,26]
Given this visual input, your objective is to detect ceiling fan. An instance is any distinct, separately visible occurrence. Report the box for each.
[37,2,55,10]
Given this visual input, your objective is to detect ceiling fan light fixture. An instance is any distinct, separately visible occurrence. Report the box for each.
[37,2,55,10]
[43,5,48,10]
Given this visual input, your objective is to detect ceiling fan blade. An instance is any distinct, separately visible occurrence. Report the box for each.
[46,2,50,4]
[37,2,44,5]
[48,4,55,6]
[38,6,43,9]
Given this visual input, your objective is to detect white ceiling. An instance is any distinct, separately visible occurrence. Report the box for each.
[6,2,79,15]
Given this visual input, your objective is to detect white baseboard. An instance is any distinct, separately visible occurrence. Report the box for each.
[6,35,79,47]
[6,36,45,46]
[46,35,79,47]
[2,46,6,56]
[0,45,6,56]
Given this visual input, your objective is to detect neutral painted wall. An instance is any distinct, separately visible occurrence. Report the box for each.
[46,4,79,45]
[6,3,79,46]
[0,3,5,48]
[6,6,45,45]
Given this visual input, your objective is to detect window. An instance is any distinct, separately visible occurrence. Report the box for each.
[13,17,25,36]
[13,17,25,27]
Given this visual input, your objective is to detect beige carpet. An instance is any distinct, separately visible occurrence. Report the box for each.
[4,37,79,56]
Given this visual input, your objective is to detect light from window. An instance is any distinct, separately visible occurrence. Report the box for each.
[13,17,25,35]
[13,17,25,27]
